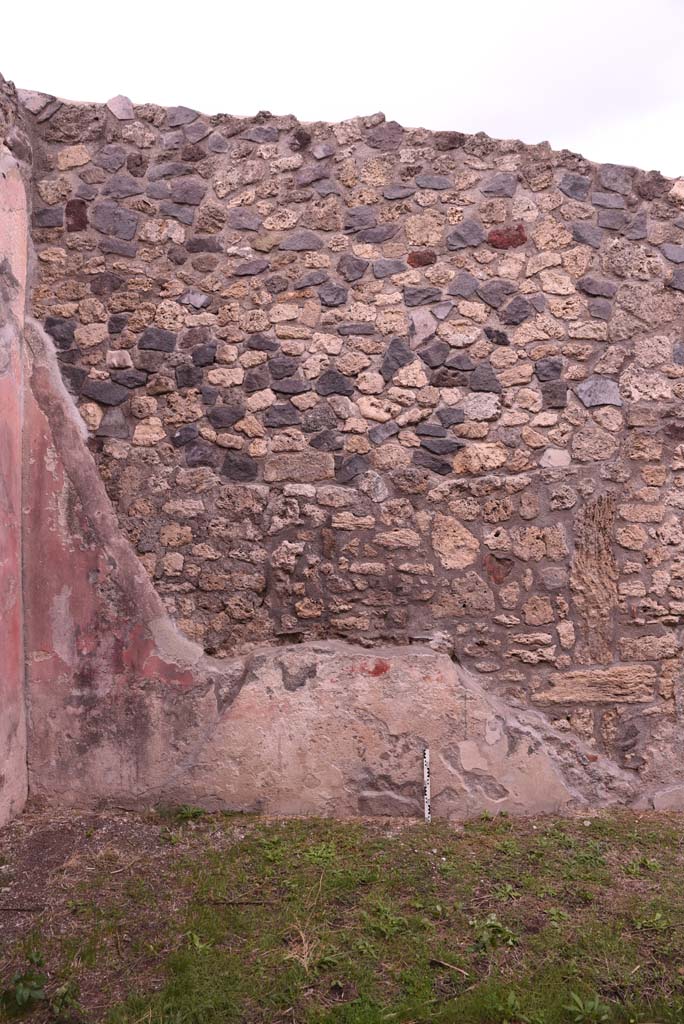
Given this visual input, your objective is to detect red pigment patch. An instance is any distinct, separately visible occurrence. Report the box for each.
[484,553,514,584]
[487,224,527,249]
[370,659,390,676]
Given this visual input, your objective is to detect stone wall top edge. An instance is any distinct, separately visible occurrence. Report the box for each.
[10,78,680,183]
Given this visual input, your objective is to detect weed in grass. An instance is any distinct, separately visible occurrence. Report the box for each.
[469,913,518,952]
[496,990,547,1024]
[1,951,46,1017]
[361,899,409,940]
[625,856,660,877]
[174,805,206,824]
[494,883,520,902]
[546,907,569,929]
[563,991,610,1024]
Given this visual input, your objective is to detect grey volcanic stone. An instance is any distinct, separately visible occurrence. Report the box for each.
[380,338,414,381]
[99,238,138,257]
[167,105,199,127]
[139,327,177,352]
[310,430,343,451]
[271,377,312,395]
[417,341,450,368]
[185,442,218,468]
[294,270,328,288]
[661,243,684,264]
[192,344,216,367]
[591,191,625,208]
[477,278,517,308]
[242,125,278,143]
[187,236,222,252]
[226,208,262,231]
[470,363,502,393]
[184,121,211,143]
[598,164,632,194]
[264,404,301,428]
[207,132,229,153]
[148,161,189,180]
[576,376,623,408]
[221,452,258,481]
[280,231,323,251]
[336,454,369,482]
[416,421,446,437]
[625,211,648,240]
[448,271,479,298]
[366,120,404,150]
[482,173,517,197]
[312,141,335,159]
[559,173,591,200]
[345,206,376,232]
[338,254,369,282]
[112,369,147,389]
[234,259,270,276]
[316,369,354,396]
[102,175,144,198]
[416,174,452,190]
[81,378,129,405]
[92,202,139,240]
[208,404,244,429]
[578,275,618,297]
[437,407,465,427]
[357,224,398,244]
[572,222,603,248]
[296,163,329,187]
[483,327,510,346]
[598,210,630,230]
[420,437,462,455]
[171,424,199,447]
[33,207,63,228]
[106,95,135,120]
[404,286,441,307]
[373,259,406,279]
[269,356,299,379]
[589,298,613,319]
[160,202,195,224]
[446,220,485,250]
[318,283,348,307]
[170,178,207,205]
[500,296,533,325]
[383,184,416,199]
[45,317,76,348]
[670,269,684,291]
[369,421,400,444]
[541,380,568,408]
[93,144,126,171]
[535,357,562,381]
[413,450,453,474]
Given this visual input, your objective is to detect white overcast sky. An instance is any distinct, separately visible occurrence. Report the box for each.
[4,0,684,176]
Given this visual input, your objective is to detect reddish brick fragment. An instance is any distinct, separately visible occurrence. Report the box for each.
[487,224,527,249]
[408,249,437,268]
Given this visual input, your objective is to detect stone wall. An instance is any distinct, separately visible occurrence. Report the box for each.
[4,77,684,820]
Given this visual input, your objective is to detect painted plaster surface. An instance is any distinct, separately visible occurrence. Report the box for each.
[0,130,28,825]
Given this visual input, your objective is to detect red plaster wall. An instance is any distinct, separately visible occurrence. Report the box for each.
[0,150,28,826]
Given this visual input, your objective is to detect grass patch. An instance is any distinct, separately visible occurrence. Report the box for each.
[1,810,684,1022]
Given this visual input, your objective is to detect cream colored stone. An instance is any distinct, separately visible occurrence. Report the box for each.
[133,417,167,446]
[538,666,656,704]
[432,514,480,569]
[56,144,90,169]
